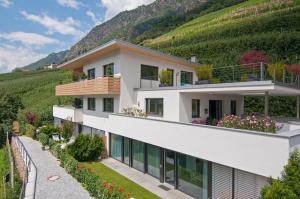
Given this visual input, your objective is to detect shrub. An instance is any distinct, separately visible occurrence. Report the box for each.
[159,69,173,85]
[38,133,49,147]
[261,150,300,198]
[286,64,300,75]
[240,50,269,67]
[267,63,285,81]
[60,151,78,175]
[122,106,147,117]
[25,112,37,125]
[217,115,280,133]
[25,124,35,138]
[61,120,74,140]
[195,65,212,80]
[68,134,103,161]
[40,124,59,136]
[0,124,8,148]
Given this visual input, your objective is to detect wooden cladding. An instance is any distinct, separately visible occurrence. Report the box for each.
[56,77,120,96]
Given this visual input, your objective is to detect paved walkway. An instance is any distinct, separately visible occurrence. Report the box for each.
[102,158,193,199]
[19,136,91,199]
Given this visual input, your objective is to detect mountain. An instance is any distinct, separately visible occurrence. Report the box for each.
[143,0,300,66]
[23,50,68,70]
[64,0,238,61]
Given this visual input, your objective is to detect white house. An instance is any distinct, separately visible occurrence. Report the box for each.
[53,39,300,199]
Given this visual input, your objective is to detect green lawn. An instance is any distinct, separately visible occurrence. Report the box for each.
[0,147,9,199]
[79,161,160,199]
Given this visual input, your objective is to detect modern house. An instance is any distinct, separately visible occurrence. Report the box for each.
[53,39,300,199]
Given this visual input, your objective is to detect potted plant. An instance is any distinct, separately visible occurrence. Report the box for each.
[267,63,285,81]
[159,69,172,87]
[240,73,249,82]
[80,72,87,80]
[195,65,213,84]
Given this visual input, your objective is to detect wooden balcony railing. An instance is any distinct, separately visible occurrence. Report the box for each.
[56,77,120,96]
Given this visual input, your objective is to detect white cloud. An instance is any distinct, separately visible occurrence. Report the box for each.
[101,0,155,21]
[57,0,82,9]
[0,32,59,46]
[0,44,46,73]
[20,11,83,38]
[86,10,102,25]
[0,0,12,8]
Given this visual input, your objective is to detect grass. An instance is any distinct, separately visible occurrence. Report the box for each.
[79,161,160,199]
[0,147,9,197]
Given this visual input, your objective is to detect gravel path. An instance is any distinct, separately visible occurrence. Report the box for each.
[19,136,91,199]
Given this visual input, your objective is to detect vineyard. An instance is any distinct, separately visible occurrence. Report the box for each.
[144,0,300,66]
[0,69,73,120]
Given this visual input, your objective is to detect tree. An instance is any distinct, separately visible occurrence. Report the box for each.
[240,50,269,68]
[0,95,24,126]
[261,150,300,198]
[0,124,8,148]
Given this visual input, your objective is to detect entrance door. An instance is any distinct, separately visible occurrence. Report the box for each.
[209,100,223,120]
[165,150,176,185]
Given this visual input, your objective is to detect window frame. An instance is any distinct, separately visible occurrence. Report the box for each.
[141,65,159,81]
[103,63,114,77]
[103,97,114,113]
[87,68,95,80]
[87,98,96,111]
[192,99,200,118]
[181,71,193,85]
[145,98,163,117]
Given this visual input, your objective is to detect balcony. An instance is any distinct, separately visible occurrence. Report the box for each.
[53,105,83,122]
[56,77,120,96]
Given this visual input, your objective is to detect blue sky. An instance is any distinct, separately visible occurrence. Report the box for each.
[0,0,155,73]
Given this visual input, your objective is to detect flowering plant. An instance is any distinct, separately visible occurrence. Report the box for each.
[217,115,282,133]
[122,106,147,117]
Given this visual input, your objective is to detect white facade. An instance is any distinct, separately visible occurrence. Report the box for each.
[53,40,300,199]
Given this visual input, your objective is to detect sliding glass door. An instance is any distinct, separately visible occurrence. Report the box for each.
[123,137,130,165]
[110,134,122,161]
[132,140,145,172]
[165,150,176,185]
[147,145,161,179]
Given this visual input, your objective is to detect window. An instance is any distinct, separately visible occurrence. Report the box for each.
[103,63,114,77]
[103,98,114,112]
[87,98,95,111]
[132,140,145,172]
[192,99,200,118]
[231,100,237,115]
[123,137,130,165]
[177,153,209,199]
[141,65,158,80]
[147,144,160,179]
[87,68,95,80]
[110,134,122,161]
[181,71,193,85]
[146,98,163,116]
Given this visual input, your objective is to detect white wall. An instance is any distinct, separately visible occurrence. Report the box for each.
[53,106,83,122]
[82,95,120,117]
[106,114,290,178]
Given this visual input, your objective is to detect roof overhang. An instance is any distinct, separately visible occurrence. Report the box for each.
[58,39,198,70]
[137,81,300,96]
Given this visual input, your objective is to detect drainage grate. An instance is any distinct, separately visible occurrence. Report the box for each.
[48,175,60,181]
[158,184,170,191]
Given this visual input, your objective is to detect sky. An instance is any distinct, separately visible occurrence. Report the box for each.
[0,0,155,73]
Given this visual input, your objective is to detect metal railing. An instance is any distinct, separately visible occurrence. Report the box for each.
[12,134,37,199]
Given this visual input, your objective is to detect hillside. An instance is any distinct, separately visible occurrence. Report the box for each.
[144,0,300,66]
[64,0,245,61]
[23,50,68,70]
[0,69,73,121]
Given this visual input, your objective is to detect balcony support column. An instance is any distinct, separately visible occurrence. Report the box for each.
[297,96,300,120]
[264,91,269,117]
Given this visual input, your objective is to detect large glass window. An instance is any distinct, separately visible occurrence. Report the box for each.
[88,98,96,111]
[132,140,145,172]
[124,137,130,165]
[103,63,114,77]
[87,68,95,80]
[177,154,209,199]
[103,98,114,112]
[110,134,122,161]
[181,71,193,85]
[192,99,200,118]
[146,98,163,116]
[141,65,158,80]
[147,145,160,179]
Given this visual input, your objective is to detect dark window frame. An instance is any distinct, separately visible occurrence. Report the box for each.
[87,98,96,111]
[141,65,159,81]
[192,99,200,118]
[181,71,193,85]
[103,63,114,77]
[103,98,114,112]
[146,98,163,117]
[87,68,95,80]
[230,100,237,115]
